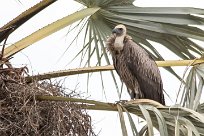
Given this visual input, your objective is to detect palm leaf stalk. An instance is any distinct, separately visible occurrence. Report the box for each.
[26,59,204,82]
[26,61,204,115]
[36,95,204,136]
[3,7,100,58]
[0,0,56,43]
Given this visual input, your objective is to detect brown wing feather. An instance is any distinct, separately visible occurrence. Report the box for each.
[123,39,165,105]
[106,35,143,99]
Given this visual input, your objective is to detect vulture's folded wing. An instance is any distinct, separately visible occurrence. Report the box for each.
[123,40,165,105]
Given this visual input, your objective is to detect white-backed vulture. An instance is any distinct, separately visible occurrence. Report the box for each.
[106,24,165,105]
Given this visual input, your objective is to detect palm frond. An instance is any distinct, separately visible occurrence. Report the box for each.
[179,63,204,110]
[72,0,204,80]
[0,0,56,43]
[3,7,100,58]
[197,103,204,113]
[138,105,154,135]
[117,104,128,136]
[123,107,139,136]
[35,95,204,136]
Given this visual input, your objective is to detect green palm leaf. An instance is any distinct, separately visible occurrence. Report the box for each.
[69,0,204,81]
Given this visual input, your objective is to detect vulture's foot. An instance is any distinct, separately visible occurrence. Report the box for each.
[115,100,128,104]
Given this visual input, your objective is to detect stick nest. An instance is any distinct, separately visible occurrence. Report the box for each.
[0,67,95,136]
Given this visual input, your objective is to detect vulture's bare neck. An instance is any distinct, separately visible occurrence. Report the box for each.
[114,35,125,51]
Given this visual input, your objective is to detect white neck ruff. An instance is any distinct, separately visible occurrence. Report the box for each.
[114,35,125,51]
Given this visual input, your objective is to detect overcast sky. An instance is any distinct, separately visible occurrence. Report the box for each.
[1,0,204,136]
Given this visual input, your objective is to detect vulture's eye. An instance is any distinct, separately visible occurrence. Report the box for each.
[119,28,123,31]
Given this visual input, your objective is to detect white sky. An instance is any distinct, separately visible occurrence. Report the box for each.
[1,0,204,136]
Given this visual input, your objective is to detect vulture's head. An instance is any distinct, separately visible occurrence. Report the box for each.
[111,24,127,52]
[112,24,127,37]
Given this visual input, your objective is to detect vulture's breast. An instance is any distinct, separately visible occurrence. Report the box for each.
[113,50,138,92]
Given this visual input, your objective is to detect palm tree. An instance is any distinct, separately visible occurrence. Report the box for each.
[1,0,204,135]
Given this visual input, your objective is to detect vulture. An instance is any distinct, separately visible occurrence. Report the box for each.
[106,24,165,105]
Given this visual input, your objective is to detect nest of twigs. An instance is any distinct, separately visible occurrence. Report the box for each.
[0,66,95,136]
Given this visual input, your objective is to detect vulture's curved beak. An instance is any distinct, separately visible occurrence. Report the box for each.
[112,28,121,34]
